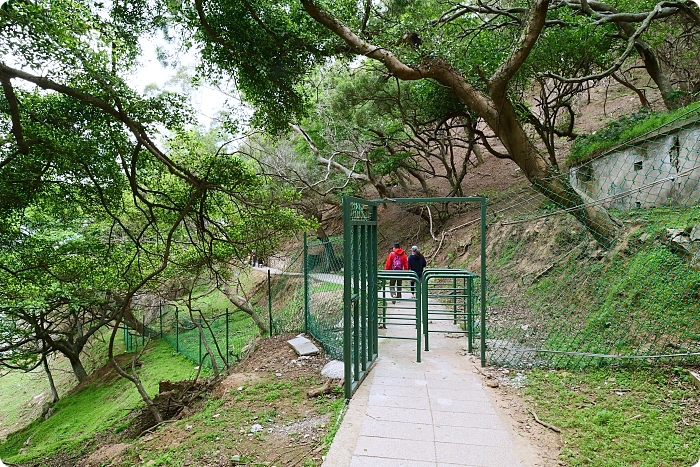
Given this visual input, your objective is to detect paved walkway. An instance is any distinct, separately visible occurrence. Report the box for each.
[322,299,540,467]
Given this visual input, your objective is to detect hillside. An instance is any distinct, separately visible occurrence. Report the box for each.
[2,76,700,467]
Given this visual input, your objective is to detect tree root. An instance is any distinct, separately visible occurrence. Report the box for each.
[530,410,561,433]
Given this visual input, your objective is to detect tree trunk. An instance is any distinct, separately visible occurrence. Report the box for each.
[626,34,679,110]
[301,0,620,247]
[482,93,620,247]
[196,321,220,377]
[67,352,88,383]
[220,285,270,335]
[42,353,59,403]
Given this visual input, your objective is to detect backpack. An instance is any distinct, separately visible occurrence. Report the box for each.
[391,252,403,270]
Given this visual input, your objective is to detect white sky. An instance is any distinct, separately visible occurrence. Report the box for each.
[131,36,236,128]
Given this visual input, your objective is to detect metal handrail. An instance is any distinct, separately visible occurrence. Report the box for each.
[377,270,422,362]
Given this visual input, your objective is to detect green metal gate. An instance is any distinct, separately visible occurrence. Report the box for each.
[342,196,487,398]
[343,197,379,399]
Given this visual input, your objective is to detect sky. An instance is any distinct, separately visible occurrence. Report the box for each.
[131,36,236,128]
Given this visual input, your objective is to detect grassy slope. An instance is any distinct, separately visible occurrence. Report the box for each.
[525,366,700,467]
[0,340,207,463]
[482,206,700,464]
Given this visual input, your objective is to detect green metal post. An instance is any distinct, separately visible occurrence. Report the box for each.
[467,277,473,353]
[462,277,467,331]
[360,225,367,371]
[268,269,273,336]
[416,278,421,362]
[352,223,360,383]
[370,204,379,357]
[226,309,230,366]
[343,199,352,399]
[199,323,202,365]
[480,197,487,367]
[453,277,457,324]
[175,307,179,353]
[304,232,309,334]
[423,275,429,351]
[159,302,163,338]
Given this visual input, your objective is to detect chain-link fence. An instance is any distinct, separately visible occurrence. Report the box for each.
[124,104,700,371]
[123,302,259,370]
[265,235,345,359]
[475,105,700,369]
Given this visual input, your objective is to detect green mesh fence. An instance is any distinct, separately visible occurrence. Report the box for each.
[476,105,700,369]
[123,302,260,370]
[267,235,345,359]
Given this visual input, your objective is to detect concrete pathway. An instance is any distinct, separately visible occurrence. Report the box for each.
[322,299,540,467]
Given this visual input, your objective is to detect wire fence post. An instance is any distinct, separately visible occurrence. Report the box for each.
[175,307,179,353]
[198,322,202,366]
[304,232,309,334]
[159,302,163,338]
[268,269,273,336]
[226,308,230,367]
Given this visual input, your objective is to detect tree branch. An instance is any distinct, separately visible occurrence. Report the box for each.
[0,71,29,154]
[490,0,550,94]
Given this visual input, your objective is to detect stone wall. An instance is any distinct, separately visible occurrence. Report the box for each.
[569,126,700,210]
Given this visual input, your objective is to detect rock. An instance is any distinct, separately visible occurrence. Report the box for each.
[250,424,263,433]
[321,360,345,379]
[286,335,320,356]
[486,380,499,388]
[638,232,650,243]
[666,228,687,241]
[691,224,700,242]
[589,249,604,260]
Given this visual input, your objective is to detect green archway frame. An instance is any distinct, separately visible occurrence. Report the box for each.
[342,196,487,399]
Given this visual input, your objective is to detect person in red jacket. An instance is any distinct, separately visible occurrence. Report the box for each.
[384,242,409,303]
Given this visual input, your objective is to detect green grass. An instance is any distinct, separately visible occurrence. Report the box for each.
[523,366,700,466]
[0,371,37,432]
[494,204,700,367]
[568,101,700,164]
[111,374,342,467]
[0,330,130,442]
[0,340,209,463]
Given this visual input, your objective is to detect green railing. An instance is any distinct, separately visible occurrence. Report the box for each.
[421,269,481,357]
[123,306,259,370]
[377,270,422,362]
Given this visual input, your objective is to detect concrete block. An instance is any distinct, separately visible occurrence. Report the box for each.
[321,360,344,379]
[287,334,319,356]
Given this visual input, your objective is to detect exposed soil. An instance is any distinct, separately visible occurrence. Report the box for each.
[473,361,565,467]
[109,333,338,467]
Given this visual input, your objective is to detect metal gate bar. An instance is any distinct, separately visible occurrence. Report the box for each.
[422,269,479,353]
[342,196,487,399]
[343,197,379,399]
[377,270,422,362]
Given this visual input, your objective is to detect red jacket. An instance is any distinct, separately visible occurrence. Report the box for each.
[384,247,409,270]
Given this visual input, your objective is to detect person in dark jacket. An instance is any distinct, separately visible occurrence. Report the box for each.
[384,242,408,303]
[408,245,427,298]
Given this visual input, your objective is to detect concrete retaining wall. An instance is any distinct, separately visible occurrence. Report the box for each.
[569,126,700,210]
